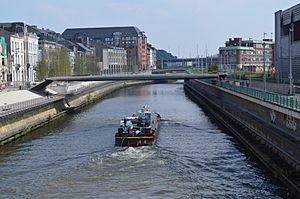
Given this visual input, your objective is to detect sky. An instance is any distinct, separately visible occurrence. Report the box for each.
[2,0,300,57]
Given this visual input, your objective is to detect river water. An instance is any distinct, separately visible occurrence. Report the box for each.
[0,83,288,198]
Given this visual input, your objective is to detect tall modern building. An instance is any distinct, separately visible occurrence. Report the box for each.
[275,3,300,83]
[219,37,274,75]
[62,26,148,71]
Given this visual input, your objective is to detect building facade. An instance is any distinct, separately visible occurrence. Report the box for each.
[73,36,127,75]
[102,47,127,74]
[219,38,274,75]
[10,33,25,86]
[25,31,39,83]
[0,36,8,87]
[147,44,157,70]
[61,26,148,72]
[0,23,39,86]
[275,3,300,83]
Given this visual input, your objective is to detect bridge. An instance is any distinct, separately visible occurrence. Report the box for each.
[30,73,226,92]
[151,68,188,74]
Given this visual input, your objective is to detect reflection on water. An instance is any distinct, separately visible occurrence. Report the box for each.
[0,84,288,198]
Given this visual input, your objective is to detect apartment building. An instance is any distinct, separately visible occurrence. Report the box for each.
[219,37,274,74]
[62,26,148,72]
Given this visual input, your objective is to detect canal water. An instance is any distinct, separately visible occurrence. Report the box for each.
[0,84,288,198]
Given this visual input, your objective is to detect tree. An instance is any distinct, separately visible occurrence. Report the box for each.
[48,48,59,77]
[37,47,72,79]
[36,49,48,81]
[208,63,218,73]
[73,53,99,75]
[86,54,99,75]
[58,48,71,76]
[74,54,85,75]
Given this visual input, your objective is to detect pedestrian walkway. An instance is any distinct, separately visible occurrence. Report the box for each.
[0,90,42,106]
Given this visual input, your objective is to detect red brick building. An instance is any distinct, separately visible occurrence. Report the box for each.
[219,38,274,74]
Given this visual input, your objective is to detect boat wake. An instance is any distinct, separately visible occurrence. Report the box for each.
[90,146,158,168]
[111,146,156,161]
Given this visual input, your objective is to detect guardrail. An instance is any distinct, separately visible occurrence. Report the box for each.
[0,96,62,118]
[216,81,300,111]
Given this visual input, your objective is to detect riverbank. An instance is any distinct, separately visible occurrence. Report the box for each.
[184,79,300,197]
[0,81,151,145]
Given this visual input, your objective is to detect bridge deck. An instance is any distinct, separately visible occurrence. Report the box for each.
[30,73,226,93]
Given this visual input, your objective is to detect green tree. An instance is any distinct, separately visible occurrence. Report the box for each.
[36,49,48,81]
[48,48,59,77]
[58,48,71,76]
[74,55,85,75]
[74,54,99,75]
[86,54,99,75]
[208,63,218,73]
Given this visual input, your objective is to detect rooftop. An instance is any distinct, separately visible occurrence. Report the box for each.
[62,26,143,41]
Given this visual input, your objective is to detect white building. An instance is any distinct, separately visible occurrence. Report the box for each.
[102,47,127,75]
[10,33,25,87]
[10,31,38,87]
[149,47,157,69]
[26,32,39,83]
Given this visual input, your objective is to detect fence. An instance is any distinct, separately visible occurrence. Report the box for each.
[216,81,300,111]
[0,96,61,118]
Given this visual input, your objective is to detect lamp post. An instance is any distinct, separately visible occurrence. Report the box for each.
[263,33,267,98]
[289,26,294,95]
[249,49,253,87]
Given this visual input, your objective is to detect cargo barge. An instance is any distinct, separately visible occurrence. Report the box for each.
[115,105,160,147]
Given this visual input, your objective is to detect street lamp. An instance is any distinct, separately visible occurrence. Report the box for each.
[289,26,294,95]
[263,32,267,98]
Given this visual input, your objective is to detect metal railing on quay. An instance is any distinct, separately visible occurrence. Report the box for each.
[216,81,300,111]
[0,96,62,118]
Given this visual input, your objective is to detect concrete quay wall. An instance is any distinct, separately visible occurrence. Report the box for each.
[66,81,149,109]
[0,81,149,145]
[0,99,66,145]
[184,79,300,196]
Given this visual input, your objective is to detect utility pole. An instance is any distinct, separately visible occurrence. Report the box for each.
[220,51,222,72]
[201,55,203,73]
[249,45,252,87]
[197,44,199,72]
[205,45,208,72]
[263,32,267,98]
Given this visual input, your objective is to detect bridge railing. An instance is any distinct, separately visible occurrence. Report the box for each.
[216,81,300,111]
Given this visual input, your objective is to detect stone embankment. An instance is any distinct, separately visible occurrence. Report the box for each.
[184,79,300,197]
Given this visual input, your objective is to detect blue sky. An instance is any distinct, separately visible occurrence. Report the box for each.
[2,0,299,57]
